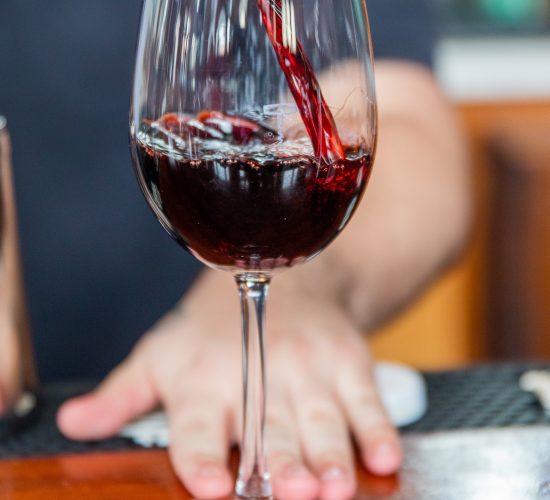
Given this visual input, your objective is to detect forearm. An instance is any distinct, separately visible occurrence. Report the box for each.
[287,62,471,330]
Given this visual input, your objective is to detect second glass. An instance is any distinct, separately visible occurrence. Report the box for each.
[130,0,377,497]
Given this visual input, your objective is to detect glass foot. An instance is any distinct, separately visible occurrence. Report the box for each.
[235,472,272,499]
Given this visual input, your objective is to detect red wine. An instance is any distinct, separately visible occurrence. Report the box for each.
[132,113,371,271]
[257,0,344,163]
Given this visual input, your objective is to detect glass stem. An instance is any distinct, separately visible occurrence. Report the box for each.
[235,273,272,499]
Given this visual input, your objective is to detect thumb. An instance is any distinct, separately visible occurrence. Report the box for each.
[57,351,158,441]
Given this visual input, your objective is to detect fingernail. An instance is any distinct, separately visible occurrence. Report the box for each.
[283,464,311,479]
[370,442,400,474]
[374,442,394,460]
[198,464,224,478]
[321,466,347,481]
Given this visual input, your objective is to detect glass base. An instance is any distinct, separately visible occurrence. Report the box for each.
[235,472,272,499]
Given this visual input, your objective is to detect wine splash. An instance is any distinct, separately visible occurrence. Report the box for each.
[256,0,345,164]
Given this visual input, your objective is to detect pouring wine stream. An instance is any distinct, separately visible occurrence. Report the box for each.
[257,0,345,164]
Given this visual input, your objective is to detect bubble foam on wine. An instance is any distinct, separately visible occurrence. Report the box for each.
[136,112,367,168]
[137,126,315,164]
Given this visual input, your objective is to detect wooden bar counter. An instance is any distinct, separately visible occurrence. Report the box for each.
[1,427,549,499]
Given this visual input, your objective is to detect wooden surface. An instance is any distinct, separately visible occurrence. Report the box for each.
[371,100,550,368]
[1,427,549,499]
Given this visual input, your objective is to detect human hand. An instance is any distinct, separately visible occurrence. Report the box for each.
[57,270,401,500]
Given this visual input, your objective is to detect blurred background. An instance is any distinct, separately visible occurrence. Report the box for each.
[371,0,550,367]
[1,0,549,381]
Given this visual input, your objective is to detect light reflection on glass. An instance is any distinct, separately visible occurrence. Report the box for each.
[281,167,298,192]
[239,0,248,29]
[216,8,228,56]
[281,0,297,53]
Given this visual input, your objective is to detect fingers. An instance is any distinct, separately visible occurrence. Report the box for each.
[338,365,402,476]
[266,387,319,500]
[167,392,233,499]
[290,385,357,500]
[57,352,157,440]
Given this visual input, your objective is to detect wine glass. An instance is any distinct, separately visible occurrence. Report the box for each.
[130,0,376,497]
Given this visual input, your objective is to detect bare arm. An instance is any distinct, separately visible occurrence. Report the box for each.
[285,61,471,330]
